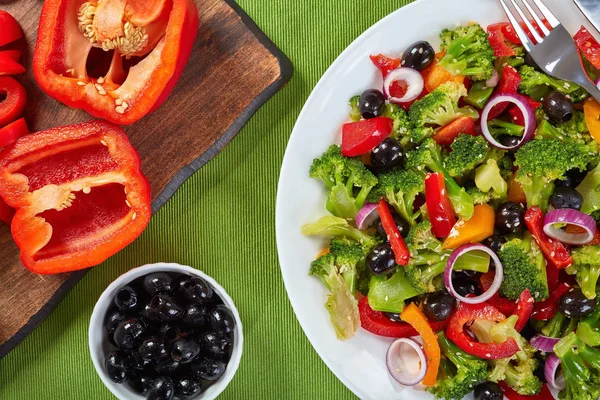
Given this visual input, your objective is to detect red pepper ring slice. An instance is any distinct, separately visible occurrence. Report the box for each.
[0,120,151,274]
[0,77,27,126]
[446,302,521,359]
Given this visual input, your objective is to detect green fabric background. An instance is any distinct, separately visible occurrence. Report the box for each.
[0,0,412,398]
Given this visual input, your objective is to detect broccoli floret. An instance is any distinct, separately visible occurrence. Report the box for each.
[428,332,488,400]
[444,134,489,178]
[514,139,589,212]
[309,145,378,219]
[438,23,496,81]
[409,82,478,128]
[349,95,361,122]
[366,168,425,227]
[554,332,600,400]
[566,246,600,300]
[474,159,508,199]
[466,186,503,205]
[519,65,589,103]
[406,138,475,219]
[382,103,413,146]
[302,215,381,254]
[367,267,423,313]
[577,162,600,214]
[578,306,600,347]
[498,232,549,301]
[539,311,578,338]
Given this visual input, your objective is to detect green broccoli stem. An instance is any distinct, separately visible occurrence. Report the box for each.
[388,196,417,228]
[465,81,494,109]
[326,185,357,220]
[579,265,600,301]
[522,178,555,213]
[438,331,479,366]
[578,344,600,369]
[578,307,600,347]
[453,250,491,273]
[489,119,525,137]
[421,262,446,283]
[541,312,566,338]
[443,174,475,220]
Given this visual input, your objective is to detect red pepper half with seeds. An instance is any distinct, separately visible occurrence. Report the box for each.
[33,0,199,125]
[0,120,151,274]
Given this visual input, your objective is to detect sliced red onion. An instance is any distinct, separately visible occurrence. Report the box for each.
[486,69,500,88]
[530,335,560,353]
[386,338,427,386]
[356,203,379,230]
[444,244,503,304]
[545,354,566,391]
[543,209,598,245]
[480,94,536,150]
[383,67,424,104]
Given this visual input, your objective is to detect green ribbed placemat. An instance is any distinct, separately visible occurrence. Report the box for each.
[0,1,412,398]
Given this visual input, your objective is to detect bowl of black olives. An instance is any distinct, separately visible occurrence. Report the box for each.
[89,263,243,400]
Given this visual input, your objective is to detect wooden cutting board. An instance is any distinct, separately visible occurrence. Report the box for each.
[0,0,292,358]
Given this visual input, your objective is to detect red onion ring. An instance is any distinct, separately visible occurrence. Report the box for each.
[545,354,566,391]
[383,68,424,104]
[386,338,427,386]
[543,209,598,245]
[530,335,560,353]
[444,244,503,304]
[355,203,379,230]
[486,69,500,88]
[480,94,536,150]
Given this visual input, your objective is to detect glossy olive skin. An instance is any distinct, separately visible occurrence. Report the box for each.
[146,376,175,400]
[556,169,588,188]
[174,376,203,398]
[377,211,410,238]
[191,358,227,381]
[401,41,435,71]
[155,357,180,375]
[495,202,525,235]
[209,305,236,335]
[143,295,184,323]
[367,243,397,275]
[359,89,386,119]
[178,277,214,304]
[160,324,182,343]
[371,138,404,172]
[474,381,503,400]
[560,289,597,318]
[130,350,153,371]
[385,312,402,322]
[183,304,208,327]
[130,375,153,394]
[423,292,455,322]
[550,186,583,210]
[138,336,168,362]
[113,318,146,349]
[171,338,201,364]
[143,273,173,295]
[452,272,482,297]
[114,286,139,312]
[105,350,131,383]
[483,234,506,254]
[197,330,231,359]
[104,309,127,334]
[543,91,574,123]
[498,134,521,149]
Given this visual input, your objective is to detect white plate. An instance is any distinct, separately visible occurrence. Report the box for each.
[275,0,594,399]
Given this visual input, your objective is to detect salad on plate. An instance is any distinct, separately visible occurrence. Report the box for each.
[302,20,600,400]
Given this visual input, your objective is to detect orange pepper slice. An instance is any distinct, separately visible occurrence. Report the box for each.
[507,171,527,204]
[400,303,440,386]
[442,204,495,250]
[584,98,600,145]
[422,52,465,93]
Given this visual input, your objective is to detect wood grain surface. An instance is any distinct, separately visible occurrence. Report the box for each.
[0,0,292,357]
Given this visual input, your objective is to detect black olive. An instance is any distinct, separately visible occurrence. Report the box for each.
[113,318,145,349]
[559,288,597,318]
[104,309,127,334]
[209,305,236,335]
[105,350,131,383]
[191,358,227,381]
[139,336,168,362]
[114,286,139,312]
[143,295,184,323]
[556,169,588,188]
[385,313,402,322]
[183,304,208,327]
[498,134,521,149]
[159,324,182,343]
[524,52,541,71]
[543,91,574,123]
[534,358,547,383]
[452,271,482,297]
[366,243,396,275]
[146,376,175,400]
[130,350,153,371]
[174,376,203,398]
[474,381,503,400]
[550,186,583,211]
[178,277,214,304]
[371,138,404,172]
[130,375,154,394]
[519,322,537,342]
[377,211,410,238]
[197,330,231,359]
[155,358,180,376]
[143,273,173,295]
[358,89,386,119]
[171,338,201,364]
[401,41,435,71]
[483,234,506,254]
[423,292,455,322]
[495,202,525,235]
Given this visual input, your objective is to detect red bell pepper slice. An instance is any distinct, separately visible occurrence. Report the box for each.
[395,87,427,112]
[446,302,520,359]
[481,270,519,316]
[0,120,152,274]
[0,50,21,62]
[358,297,448,337]
[0,58,25,76]
[425,172,456,238]
[500,382,555,400]
[495,20,552,46]
[574,26,600,71]
[0,118,29,148]
[433,116,476,146]
[488,66,522,121]
[513,289,534,332]
[0,11,23,48]
[377,200,410,266]
[0,77,27,126]
[524,207,573,269]
[531,282,573,321]
[33,0,198,125]
[508,96,542,126]
[341,117,393,157]
[370,54,401,79]
[487,23,517,57]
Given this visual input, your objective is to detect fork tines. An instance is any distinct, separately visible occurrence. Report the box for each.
[498,0,559,51]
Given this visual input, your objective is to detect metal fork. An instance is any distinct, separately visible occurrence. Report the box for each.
[499,0,600,102]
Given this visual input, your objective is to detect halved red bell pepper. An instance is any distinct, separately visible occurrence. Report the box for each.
[341,117,393,157]
[0,198,14,225]
[433,116,476,146]
[0,11,23,48]
[33,0,198,125]
[488,66,522,120]
[0,77,27,127]
[446,301,520,359]
[574,26,600,70]
[0,50,21,62]
[370,54,401,79]
[524,207,573,269]
[487,23,517,57]
[531,282,573,321]
[358,297,448,338]
[425,172,456,238]
[377,200,410,266]
[0,118,29,148]
[0,58,25,77]
[500,382,555,400]
[0,120,152,274]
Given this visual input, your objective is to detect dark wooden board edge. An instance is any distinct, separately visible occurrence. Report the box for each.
[0,0,293,360]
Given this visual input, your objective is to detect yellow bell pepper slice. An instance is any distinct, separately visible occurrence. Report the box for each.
[442,204,495,250]
[584,98,600,145]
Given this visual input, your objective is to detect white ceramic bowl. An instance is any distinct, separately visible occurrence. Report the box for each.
[89,262,243,400]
